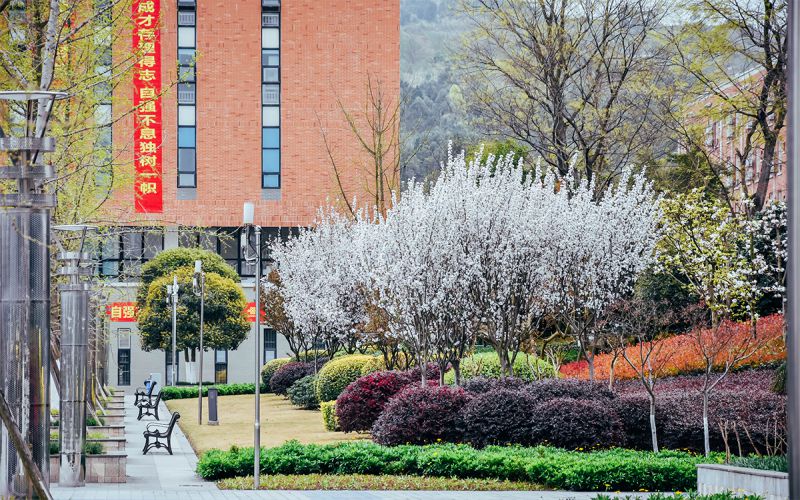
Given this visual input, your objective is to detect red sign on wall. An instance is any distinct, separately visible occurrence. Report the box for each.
[245,302,267,323]
[132,0,163,213]
[106,302,138,322]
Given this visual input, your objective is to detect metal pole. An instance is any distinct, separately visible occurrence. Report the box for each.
[194,260,204,425]
[56,229,94,488]
[253,226,262,489]
[171,276,179,386]
[787,0,799,496]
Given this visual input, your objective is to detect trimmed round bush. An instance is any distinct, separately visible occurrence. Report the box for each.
[463,388,539,447]
[261,358,293,389]
[270,362,316,395]
[527,378,616,403]
[336,371,413,433]
[371,385,471,446]
[462,376,528,394]
[287,375,320,409]
[445,351,555,383]
[315,355,384,403]
[531,397,624,449]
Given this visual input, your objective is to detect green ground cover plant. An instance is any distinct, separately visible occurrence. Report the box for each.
[197,440,722,491]
[729,455,787,472]
[218,473,543,491]
[160,383,267,400]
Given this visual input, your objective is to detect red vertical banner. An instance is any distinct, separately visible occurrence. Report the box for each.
[132,0,163,213]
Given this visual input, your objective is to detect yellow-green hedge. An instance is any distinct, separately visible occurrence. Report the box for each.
[315,354,383,403]
[320,401,338,431]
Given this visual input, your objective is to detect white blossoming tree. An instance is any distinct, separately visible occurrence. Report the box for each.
[548,172,662,382]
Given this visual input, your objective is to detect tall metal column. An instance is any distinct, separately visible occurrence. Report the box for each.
[55,226,95,487]
[0,90,66,497]
[242,202,262,490]
[786,0,799,496]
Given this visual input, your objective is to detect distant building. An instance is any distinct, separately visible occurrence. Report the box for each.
[686,70,787,208]
[101,0,399,392]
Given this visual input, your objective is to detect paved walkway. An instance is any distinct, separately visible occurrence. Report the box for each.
[50,395,651,500]
[51,395,216,499]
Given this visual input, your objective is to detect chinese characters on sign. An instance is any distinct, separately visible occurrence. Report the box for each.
[107,302,138,322]
[245,302,267,323]
[133,0,163,213]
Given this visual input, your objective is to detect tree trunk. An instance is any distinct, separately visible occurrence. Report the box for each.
[419,354,427,387]
[703,391,711,457]
[452,359,462,386]
[608,356,617,391]
[587,353,595,383]
[649,395,659,452]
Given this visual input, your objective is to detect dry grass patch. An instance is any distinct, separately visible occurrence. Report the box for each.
[166,393,364,454]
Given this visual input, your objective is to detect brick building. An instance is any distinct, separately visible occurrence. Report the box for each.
[689,70,787,206]
[102,0,399,391]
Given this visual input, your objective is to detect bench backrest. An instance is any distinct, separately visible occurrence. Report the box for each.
[152,390,163,406]
[166,412,180,434]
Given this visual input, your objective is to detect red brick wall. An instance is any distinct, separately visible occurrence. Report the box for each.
[110,0,399,227]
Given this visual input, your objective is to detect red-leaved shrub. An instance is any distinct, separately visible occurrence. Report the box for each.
[270,362,316,395]
[371,385,470,446]
[531,397,624,449]
[527,378,616,403]
[561,314,785,381]
[462,388,540,447]
[336,371,414,433]
[462,376,528,394]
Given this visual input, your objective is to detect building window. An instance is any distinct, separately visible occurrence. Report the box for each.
[117,329,131,386]
[261,2,280,189]
[178,0,197,188]
[99,229,164,279]
[264,328,277,361]
[215,349,228,384]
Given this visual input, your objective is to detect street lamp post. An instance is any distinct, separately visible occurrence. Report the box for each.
[242,202,262,490]
[193,260,205,425]
[166,276,179,386]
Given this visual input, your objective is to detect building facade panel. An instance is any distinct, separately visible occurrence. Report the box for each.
[102,0,399,389]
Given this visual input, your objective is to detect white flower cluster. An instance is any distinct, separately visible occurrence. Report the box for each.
[269,145,661,378]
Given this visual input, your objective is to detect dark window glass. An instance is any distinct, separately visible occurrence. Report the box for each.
[121,231,143,259]
[178,148,196,172]
[143,232,164,259]
[118,349,131,386]
[178,231,199,248]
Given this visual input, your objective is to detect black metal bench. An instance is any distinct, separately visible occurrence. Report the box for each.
[134,380,157,406]
[136,390,163,420]
[143,411,180,455]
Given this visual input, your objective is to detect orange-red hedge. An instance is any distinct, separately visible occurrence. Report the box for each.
[560,314,786,381]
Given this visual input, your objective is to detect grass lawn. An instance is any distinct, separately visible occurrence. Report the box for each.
[218,474,544,491]
[165,393,364,454]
